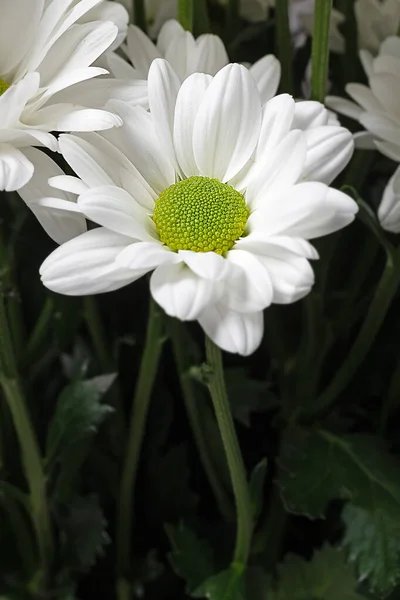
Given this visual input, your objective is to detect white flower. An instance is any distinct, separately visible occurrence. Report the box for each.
[378,166,400,233]
[355,0,400,53]
[114,0,177,37]
[326,36,400,161]
[39,60,356,355]
[107,19,281,104]
[84,0,130,49]
[0,0,148,192]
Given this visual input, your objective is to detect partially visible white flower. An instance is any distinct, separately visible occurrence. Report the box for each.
[355,0,400,53]
[107,19,281,104]
[84,0,130,49]
[378,166,400,233]
[0,0,148,192]
[114,0,177,37]
[39,60,356,356]
[326,36,400,161]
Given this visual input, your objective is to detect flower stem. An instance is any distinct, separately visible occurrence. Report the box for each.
[205,336,253,567]
[83,296,114,373]
[21,297,54,369]
[168,319,234,521]
[133,0,147,31]
[275,0,293,94]
[311,247,400,417]
[116,297,164,600]
[178,0,193,31]
[0,293,53,589]
[310,0,332,102]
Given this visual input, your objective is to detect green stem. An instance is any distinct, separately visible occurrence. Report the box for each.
[83,296,114,373]
[21,297,54,369]
[275,0,293,94]
[178,0,193,31]
[205,336,253,567]
[310,0,332,102]
[168,318,234,521]
[116,297,164,600]
[133,0,146,31]
[311,247,400,417]
[0,294,53,589]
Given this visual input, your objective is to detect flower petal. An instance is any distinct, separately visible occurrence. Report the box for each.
[225,249,273,312]
[249,54,281,104]
[193,63,262,182]
[150,262,216,320]
[198,305,264,356]
[302,126,354,184]
[40,228,139,295]
[178,250,233,280]
[0,144,34,191]
[117,241,181,270]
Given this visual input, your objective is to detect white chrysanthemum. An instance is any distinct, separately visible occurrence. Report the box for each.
[355,0,400,53]
[326,36,400,161]
[106,19,281,104]
[39,60,356,355]
[378,166,400,233]
[0,0,149,192]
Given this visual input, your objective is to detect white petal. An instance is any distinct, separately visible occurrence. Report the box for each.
[378,165,400,233]
[28,105,122,132]
[116,241,181,270]
[157,20,185,54]
[255,94,295,161]
[0,144,34,191]
[178,250,233,280]
[198,305,264,356]
[325,96,363,121]
[49,175,89,195]
[354,131,376,149]
[292,101,330,130]
[148,58,181,170]
[40,228,139,295]
[225,249,273,312]
[150,262,216,320]
[51,77,148,109]
[375,139,400,162]
[126,24,162,77]
[164,30,198,80]
[346,83,381,113]
[0,0,43,76]
[194,34,229,75]
[193,63,262,182]
[235,233,319,259]
[249,54,281,104]
[0,73,40,128]
[302,126,354,184]
[18,147,86,243]
[359,112,400,148]
[173,73,212,178]
[77,185,154,240]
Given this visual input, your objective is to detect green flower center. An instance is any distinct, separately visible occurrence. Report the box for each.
[153,176,249,254]
[0,78,10,96]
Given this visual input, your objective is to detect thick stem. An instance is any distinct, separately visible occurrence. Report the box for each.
[310,0,332,102]
[168,318,234,521]
[116,298,164,600]
[205,336,253,567]
[312,248,400,417]
[178,0,193,31]
[0,294,53,588]
[133,0,146,31]
[275,0,293,94]
[83,296,114,373]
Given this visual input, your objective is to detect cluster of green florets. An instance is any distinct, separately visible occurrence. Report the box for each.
[153,176,249,254]
[0,78,10,96]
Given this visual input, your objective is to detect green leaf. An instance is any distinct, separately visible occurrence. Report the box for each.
[278,428,400,595]
[249,458,267,522]
[272,545,363,600]
[165,522,214,593]
[343,504,400,596]
[193,567,244,600]
[225,367,277,427]
[58,494,109,571]
[45,374,115,469]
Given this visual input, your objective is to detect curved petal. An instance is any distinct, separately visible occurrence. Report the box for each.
[150,262,216,320]
[325,96,363,121]
[164,30,198,80]
[193,63,262,182]
[18,147,86,243]
[0,144,34,191]
[126,24,162,77]
[116,241,181,270]
[198,305,264,356]
[178,250,234,280]
[0,73,40,128]
[302,126,354,184]
[157,20,184,55]
[40,228,140,295]
[378,165,400,233]
[225,249,273,312]
[292,100,331,130]
[194,34,229,75]
[249,54,281,104]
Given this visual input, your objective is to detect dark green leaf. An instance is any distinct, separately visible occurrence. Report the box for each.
[225,368,277,427]
[249,458,267,522]
[58,494,109,571]
[45,375,115,469]
[193,567,244,600]
[278,428,400,594]
[165,522,214,593]
[271,545,363,600]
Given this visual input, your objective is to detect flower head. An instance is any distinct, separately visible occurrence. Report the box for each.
[0,0,148,192]
[378,166,400,233]
[107,19,281,104]
[326,36,400,161]
[39,60,356,355]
